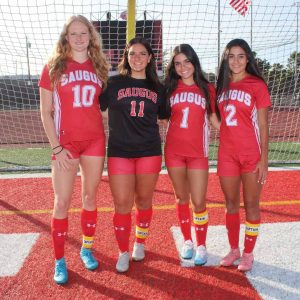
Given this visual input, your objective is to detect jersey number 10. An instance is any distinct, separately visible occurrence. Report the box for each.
[72,85,96,107]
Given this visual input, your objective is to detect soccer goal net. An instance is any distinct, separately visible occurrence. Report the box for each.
[0,0,299,171]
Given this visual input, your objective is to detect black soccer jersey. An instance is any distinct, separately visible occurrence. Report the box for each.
[99,75,168,158]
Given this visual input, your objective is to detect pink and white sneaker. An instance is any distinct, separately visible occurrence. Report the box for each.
[220,248,241,267]
[238,252,254,272]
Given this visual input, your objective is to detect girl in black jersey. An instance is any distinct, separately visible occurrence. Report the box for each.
[99,37,168,273]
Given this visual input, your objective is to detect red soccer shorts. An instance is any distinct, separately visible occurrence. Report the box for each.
[108,156,162,175]
[217,150,261,176]
[165,152,208,170]
[52,138,105,160]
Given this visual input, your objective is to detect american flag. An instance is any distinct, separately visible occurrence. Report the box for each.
[229,0,251,16]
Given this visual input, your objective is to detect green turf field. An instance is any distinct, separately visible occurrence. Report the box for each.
[0,142,299,173]
[0,147,52,172]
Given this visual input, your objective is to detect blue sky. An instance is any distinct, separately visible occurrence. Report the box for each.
[0,0,297,76]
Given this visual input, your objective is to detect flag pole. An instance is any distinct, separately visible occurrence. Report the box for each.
[296,2,299,54]
[250,1,253,48]
[295,2,299,81]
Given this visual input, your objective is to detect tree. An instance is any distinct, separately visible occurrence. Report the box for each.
[286,51,300,95]
[268,63,287,99]
[287,51,300,73]
[253,51,271,78]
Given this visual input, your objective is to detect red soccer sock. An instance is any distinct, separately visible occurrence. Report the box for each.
[113,213,131,253]
[226,212,240,249]
[135,208,153,244]
[176,203,192,241]
[244,219,260,253]
[81,209,97,249]
[193,209,208,247]
[51,217,68,260]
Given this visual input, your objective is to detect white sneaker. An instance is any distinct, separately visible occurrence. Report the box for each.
[132,242,145,261]
[194,245,208,266]
[116,252,130,273]
[181,240,194,259]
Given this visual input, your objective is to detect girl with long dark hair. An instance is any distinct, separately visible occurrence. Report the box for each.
[164,44,219,265]
[99,37,168,273]
[216,39,271,272]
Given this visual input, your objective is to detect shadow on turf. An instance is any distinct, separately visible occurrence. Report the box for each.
[101,250,258,299]
[0,199,280,299]
[247,260,300,300]
[63,269,143,299]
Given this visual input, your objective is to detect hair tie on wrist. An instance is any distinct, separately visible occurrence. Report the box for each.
[52,145,62,150]
[53,147,64,155]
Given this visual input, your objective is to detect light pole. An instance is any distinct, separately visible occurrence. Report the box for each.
[26,36,31,84]
[294,2,299,87]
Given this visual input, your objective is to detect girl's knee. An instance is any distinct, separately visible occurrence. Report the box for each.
[53,197,70,216]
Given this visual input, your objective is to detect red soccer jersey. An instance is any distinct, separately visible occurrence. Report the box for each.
[165,80,216,158]
[39,59,105,144]
[218,75,271,154]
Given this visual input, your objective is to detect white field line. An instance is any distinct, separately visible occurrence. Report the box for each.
[0,233,40,277]
[171,222,300,300]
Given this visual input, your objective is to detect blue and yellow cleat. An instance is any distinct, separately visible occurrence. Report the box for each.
[194,245,208,266]
[80,248,99,270]
[54,257,68,285]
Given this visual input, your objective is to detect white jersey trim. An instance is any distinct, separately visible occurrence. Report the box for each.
[251,105,261,153]
[53,88,61,140]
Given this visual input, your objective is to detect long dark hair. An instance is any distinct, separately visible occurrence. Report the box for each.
[118,37,161,90]
[164,44,211,114]
[216,38,266,118]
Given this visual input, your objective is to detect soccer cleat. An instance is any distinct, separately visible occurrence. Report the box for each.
[116,252,130,273]
[132,242,145,261]
[181,240,194,259]
[238,252,254,272]
[220,248,241,267]
[54,257,68,285]
[80,248,99,271]
[194,245,208,266]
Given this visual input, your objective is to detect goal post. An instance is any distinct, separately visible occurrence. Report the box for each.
[0,0,299,172]
[127,0,136,42]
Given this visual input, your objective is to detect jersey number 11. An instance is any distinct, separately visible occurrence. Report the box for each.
[130,101,145,117]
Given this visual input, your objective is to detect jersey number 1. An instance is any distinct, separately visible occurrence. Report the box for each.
[180,107,189,128]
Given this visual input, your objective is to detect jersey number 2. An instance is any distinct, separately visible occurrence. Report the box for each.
[225,104,237,126]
